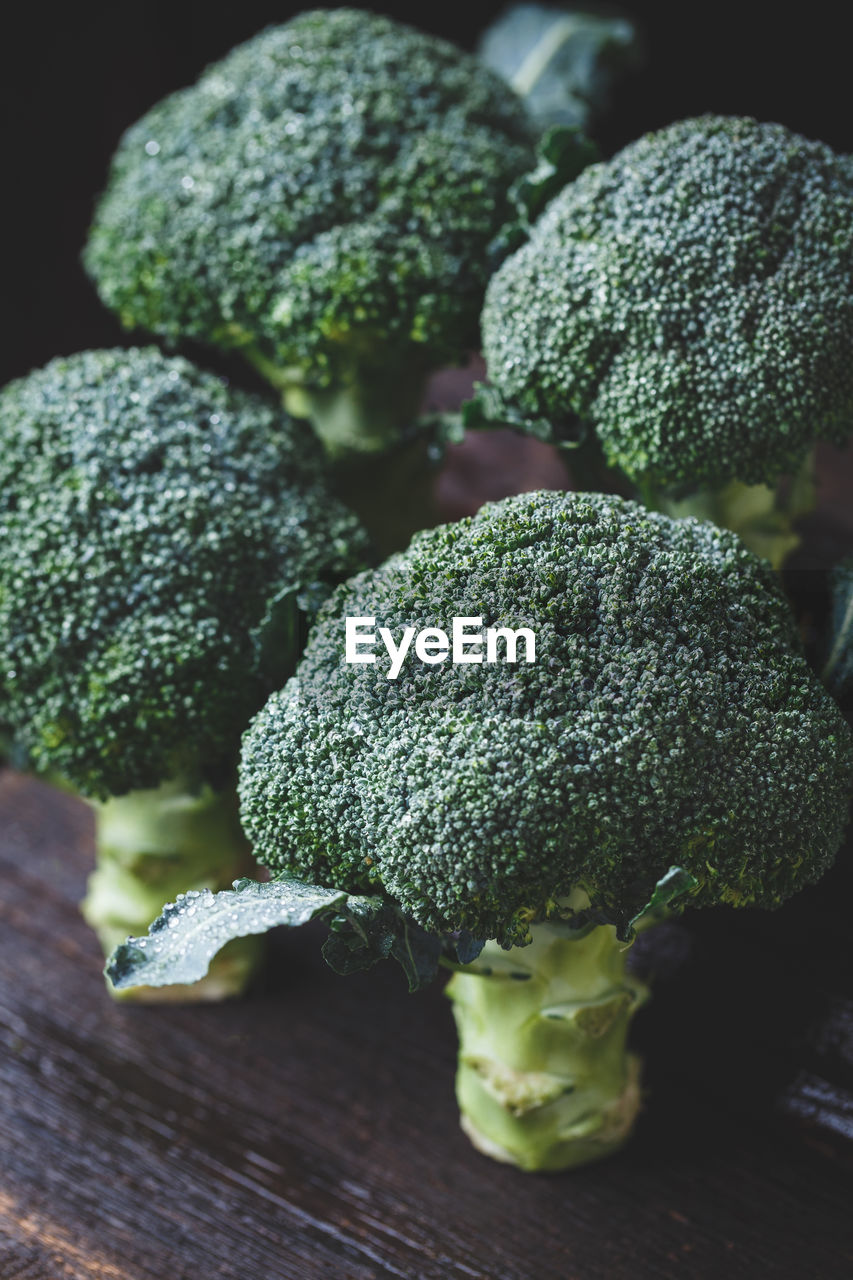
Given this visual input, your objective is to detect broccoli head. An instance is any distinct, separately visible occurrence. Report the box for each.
[0,346,369,988]
[108,491,853,1161]
[84,10,534,456]
[108,494,850,1167]
[0,346,368,796]
[480,116,853,561]
[240,490,852,941]
[245,488,853,1167]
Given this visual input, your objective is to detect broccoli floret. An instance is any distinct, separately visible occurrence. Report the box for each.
[242,490,853,1167]
[84,9,534,462]
[241,489,852,933]
[111,490,853,1166]
[480,116,853,564]
[0,346,369,995]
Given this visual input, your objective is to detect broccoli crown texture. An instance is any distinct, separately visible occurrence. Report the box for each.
[239,491,853,944]
[481,115,853,492]
[0,348,369,798]
[84,9,534,388]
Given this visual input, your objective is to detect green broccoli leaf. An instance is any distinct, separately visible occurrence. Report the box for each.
[323,901,444,991]
[106,872,447,993]
[106,876,356,990]
[511,126,599,225]
[489,125,598,264]
[321,898,398,976]
[462,380,585,446]
[451,931,487,966]
[822,558,853,704]
[478,3,641,132]
[628,866,700,936]
[251,585,301,677]
[389,918,444,993]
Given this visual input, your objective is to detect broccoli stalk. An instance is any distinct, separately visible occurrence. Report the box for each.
[0,348,369,999]
[283,379,422,460]
[104,492,853,1166]
[83,779,261,1000]
[244,347,428,460]
[244,345,437,555]
[446,920,647,1171]
[644,452,817,570]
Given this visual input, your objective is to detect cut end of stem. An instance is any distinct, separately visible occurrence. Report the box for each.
[446,921,648,1172]
[458,1054,643,1173]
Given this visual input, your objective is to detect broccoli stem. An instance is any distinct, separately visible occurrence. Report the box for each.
[282,378,427,460]
[645,450,816,569]
[242,348,439,553]
[329,434,440,556]
[242,345,428,457]
[445,920,648,1172]
[82,777,263,1002]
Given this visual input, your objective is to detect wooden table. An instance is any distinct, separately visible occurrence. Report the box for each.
[2,763,852,1280]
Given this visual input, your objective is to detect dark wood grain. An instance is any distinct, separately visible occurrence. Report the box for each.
[2,767,853,1280]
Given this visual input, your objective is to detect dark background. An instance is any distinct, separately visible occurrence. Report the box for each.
[3,0,851,388]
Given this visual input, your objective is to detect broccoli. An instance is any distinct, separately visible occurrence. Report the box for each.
[107,491,853,1168]
[821,556,853,722]
[0,346,369,998]
[84,10,534,473]
[478,3,641,133]
[479,115,853,566]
